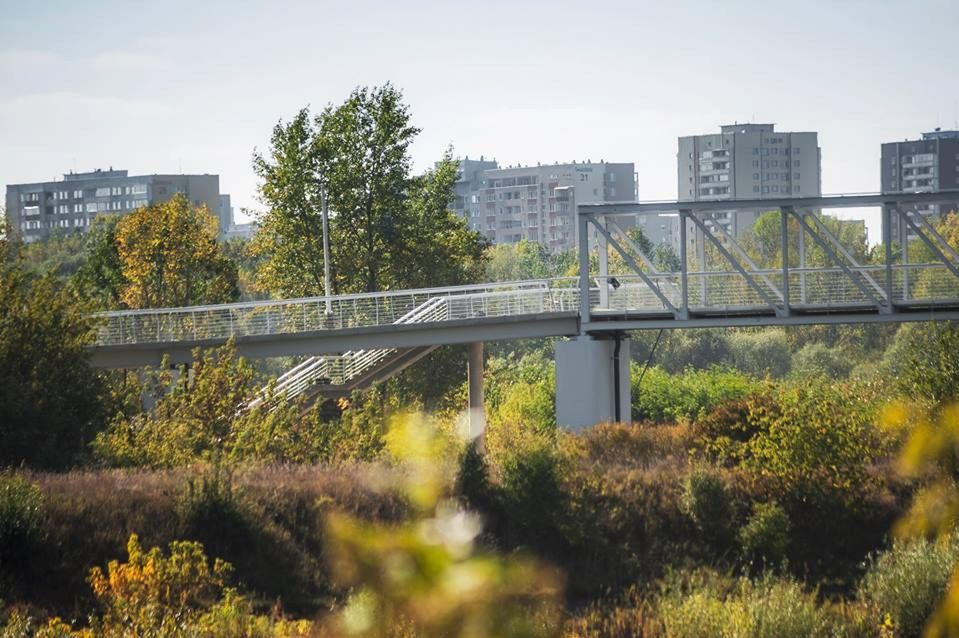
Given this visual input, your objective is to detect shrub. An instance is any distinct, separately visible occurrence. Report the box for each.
[0,474,45,575]
[859,535,959,638]
[790,342,854,380]
[728,329,791,378]
[0,256,106,470]
[739,381,881,496]
[633,366,758,423]
[680,466,733,543]
[658,570,824,638]
[83,534,311,637]
[882,322,959,405]
[499,441,571,556]
[739,502,790,565]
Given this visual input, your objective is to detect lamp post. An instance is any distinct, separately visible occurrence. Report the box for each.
[321,186,332,315]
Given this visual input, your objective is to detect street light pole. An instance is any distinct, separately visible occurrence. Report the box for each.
[321,187,332,314]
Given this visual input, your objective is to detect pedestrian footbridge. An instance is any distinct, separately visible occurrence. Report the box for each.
[89,191,959,429]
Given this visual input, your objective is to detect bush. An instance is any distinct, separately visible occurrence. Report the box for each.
[739,502,790,565]
[0,474,45,576]
[658,570,824,638]
[859,535,959,638]
[633,366,758,423]
[882,322,959,405]
[680,466,733,543]
[498,442,570,556]
[728,329,792,378]
[790,342,853,380]
[738,381,881,496]
[0,255,106,470]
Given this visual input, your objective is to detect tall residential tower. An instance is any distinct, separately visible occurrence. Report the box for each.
[677,123,822,236]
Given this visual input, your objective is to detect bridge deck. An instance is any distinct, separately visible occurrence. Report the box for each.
[90,268,959,368]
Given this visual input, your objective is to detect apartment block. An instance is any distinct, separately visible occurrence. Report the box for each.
[5,168,231,242]
[677,123,822,238]
[881,128,959,219]
[451,158,637,252]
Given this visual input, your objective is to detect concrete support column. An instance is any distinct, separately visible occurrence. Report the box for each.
[555,336,631,429]
[467,342,486,450]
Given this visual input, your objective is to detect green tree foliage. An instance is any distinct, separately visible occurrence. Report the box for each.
[253,85,487,297]
[727,329,792,378]
[0,240,106,469]
[736,382,881,495]
[738,502,791,565]
[790,342,854,380]
[485,240,574,282]
[115,194,239,308]
[883,322,959,405]
[94,341,312,468]
[17,230,87,280]
[72,215,125,308]
[742,211,870,269]
[632,366,758,423]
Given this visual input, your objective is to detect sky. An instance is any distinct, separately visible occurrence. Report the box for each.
[2,0,958,239]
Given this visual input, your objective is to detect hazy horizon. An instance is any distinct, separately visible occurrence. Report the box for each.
[2,0,958,240]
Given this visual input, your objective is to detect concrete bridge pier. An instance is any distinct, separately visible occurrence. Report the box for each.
[467,341,486,451]
[555,335,631,429]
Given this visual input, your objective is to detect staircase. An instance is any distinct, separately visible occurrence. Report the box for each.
[248,295,449,410]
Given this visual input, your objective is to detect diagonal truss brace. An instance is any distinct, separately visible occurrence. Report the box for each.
[706,213,785,303]
[607,218,661,274]
[589,218,680,316]
[686,213,786,316]
[897,209,959,282]
[791,211,890,312]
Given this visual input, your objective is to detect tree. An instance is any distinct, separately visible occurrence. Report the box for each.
[115,194,239,308]
[251,109,327,298]
[0,238,106,469]
[73,215,126,309]
[253,85,488,296]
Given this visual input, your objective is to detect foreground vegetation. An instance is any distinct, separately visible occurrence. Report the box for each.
[5,82,959,636]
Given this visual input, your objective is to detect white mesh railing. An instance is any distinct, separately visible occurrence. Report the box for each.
[247,295,451,409]
[93,265,959,353]
[95,279,578,347]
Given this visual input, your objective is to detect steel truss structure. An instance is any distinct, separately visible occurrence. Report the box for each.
[578,191,959,332]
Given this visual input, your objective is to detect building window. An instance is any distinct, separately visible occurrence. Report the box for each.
[752,160,759,168]
[795,148,800,155]
[753,173,760,180]
[762,149,769,156]
[772,185,779,192]
[95,187,111,197]
[794,173,800,179]
[763,186,770,194]
[131,184,147,195]
[794,160,801,167]
[753,185,760,193]
[752,148,759,155]
[85,203,97,213]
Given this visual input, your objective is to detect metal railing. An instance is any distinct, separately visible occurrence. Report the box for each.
[94,279,579,347]
[248,295,451,409]
[94,264,959,352]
